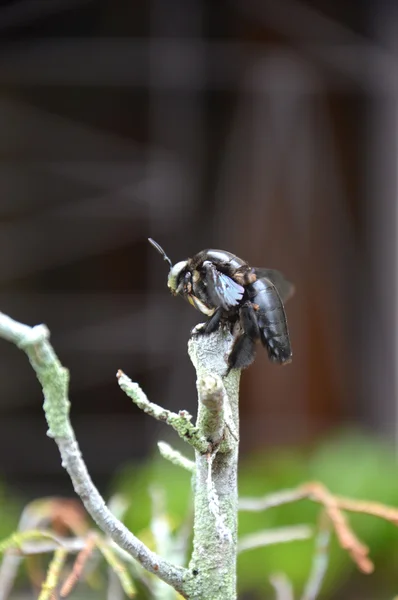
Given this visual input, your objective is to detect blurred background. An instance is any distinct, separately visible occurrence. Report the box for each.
[1,0,398,598]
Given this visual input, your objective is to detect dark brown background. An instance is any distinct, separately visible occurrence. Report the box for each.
[0,0,396,499]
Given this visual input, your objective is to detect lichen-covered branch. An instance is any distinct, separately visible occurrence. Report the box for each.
[0,312,186,594]
[182,327,241,600]
[0,311,246,599]
[117,370,210,454]
[196,374,226,450]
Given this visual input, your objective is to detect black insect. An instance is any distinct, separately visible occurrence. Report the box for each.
[148,238,294,371]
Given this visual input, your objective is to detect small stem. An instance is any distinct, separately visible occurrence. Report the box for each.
[239,488,308,511]
[238,525,313,553]
[270,573,294,600]
[301,513,332,600]
[38,547,68,600]
[157,441,195,473]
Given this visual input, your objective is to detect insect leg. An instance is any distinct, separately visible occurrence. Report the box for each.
[227,303,260,370]
[194,307,223,336]
[240,302,260,340]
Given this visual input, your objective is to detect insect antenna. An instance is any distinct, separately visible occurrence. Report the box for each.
[148,238,173,268]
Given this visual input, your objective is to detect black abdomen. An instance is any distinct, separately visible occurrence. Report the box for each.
[247,278,292,364]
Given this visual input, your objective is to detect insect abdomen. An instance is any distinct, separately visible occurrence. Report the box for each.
[248,279,292,364]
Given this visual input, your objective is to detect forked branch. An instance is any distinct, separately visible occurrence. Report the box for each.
[240,481,398,573]
[0,312,242,600]
[0,312,186,593]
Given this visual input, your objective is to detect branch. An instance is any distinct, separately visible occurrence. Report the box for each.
[301,512,331,600]
[240,481,398,573]
[238,525,313,553]
[150,487,180,600]
[270,573,294,600]
[95,534,137,598]
[239,488,308,511]
[157,441,195,473]
[38,547,68,600]
[117,370,210,454]
[0,529,86,556]
[304,484,372,573]
[0,552,22,600]
[60,534,97,597]
[0,312,186,594]
[182,326,242,600]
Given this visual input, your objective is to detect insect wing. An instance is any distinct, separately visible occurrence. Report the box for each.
[254,268,295,303]
[202,261,244,309]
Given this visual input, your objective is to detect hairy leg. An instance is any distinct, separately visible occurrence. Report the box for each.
[227,303,260,370]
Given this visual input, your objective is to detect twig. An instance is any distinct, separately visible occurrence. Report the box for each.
[239,488,308,511]
[173,507,194,568]
[107,567,125,600]
[0,312,186,594]
[95,535,136,598]
[107,495,153,594]
[117,370,210,454]
[16,537,84,555]
[301,513,332,600]
[334,496,398,524]
[109,541,153,593]
[0,529,73,554]
[150,487,171,558]
[60,534,97,597]
[240,481,398,574]
[238,525,313,553]
[38,547,68,600]
[270,572,294,600]
[301,483,372,573]
[239,483,398,524]
[157,441,195,473]
[18,497,89,538]
[0,553,22,600]
[150,487,179,600]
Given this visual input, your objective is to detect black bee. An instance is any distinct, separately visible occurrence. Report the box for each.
[148,238,294,371]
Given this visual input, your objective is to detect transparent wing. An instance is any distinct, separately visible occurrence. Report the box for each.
[254,268,295,303]
[202,261,244,309]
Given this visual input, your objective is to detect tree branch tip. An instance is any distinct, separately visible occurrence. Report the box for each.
[17,324,50,349]
[117,371,139,392]
[157,441,196,473]
[357,556,374,574]
[178,410,193,421]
